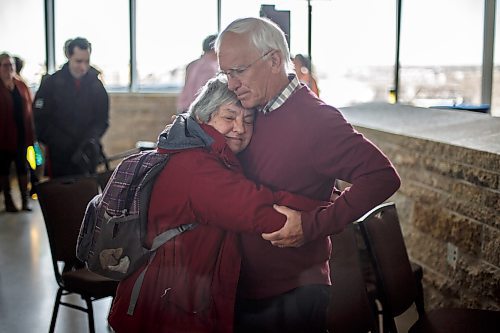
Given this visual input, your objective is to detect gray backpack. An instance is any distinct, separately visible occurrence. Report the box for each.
[76,150,196,314]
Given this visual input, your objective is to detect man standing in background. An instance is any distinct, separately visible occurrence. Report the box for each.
[33,37,109,178]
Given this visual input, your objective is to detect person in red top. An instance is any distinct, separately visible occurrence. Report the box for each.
[0,52,35,212]
[108,76,326,333]
[293,53,320,97]
[176,34,219,113]
[216,17,401,332]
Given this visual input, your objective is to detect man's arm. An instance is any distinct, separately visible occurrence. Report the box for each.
[263,107,401,247]
[263,192,340,247]
[32,75,55,145]
[262,205,304,247]
[87,81,109,140]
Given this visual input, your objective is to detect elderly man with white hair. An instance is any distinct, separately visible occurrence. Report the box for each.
[216,17,401,333]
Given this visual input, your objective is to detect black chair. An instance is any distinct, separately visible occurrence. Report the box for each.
[357,202,500,333]
[95,169,114,190]
[327,223,378,333]
[36,177,118,333]
[355,223,425,326]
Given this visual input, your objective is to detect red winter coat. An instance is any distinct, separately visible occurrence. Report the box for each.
[108,115,322,333]
[0,77,35,151]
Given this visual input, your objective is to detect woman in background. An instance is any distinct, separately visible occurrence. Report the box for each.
[0,52,35,212]
[293,53,320,97]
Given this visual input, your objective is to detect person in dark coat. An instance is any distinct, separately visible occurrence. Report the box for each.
[33,37,109,178]
[108,76,326,333]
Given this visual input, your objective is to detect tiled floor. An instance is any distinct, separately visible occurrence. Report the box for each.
[0,185,418,333]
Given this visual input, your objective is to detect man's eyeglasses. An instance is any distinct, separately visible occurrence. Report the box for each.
[218,50,273,79]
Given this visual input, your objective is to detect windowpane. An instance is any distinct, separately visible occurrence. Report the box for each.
[0,0,45,89]
[221,0,396,107]
[136,0,218,91]
[310,0,396,107]
[55,0,130,89]
[399,0,483,107]
[220,0,309,53]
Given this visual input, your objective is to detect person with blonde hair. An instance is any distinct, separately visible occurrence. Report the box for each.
[293,53,320,96]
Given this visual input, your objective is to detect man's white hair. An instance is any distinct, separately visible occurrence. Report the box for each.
[215,17,294,74]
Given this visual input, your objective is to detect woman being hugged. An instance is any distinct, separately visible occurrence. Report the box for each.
[108,76,325,333]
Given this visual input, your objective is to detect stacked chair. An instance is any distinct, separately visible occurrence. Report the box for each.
[37,176,118,333]
[356,202,500,333]
[36,141,156,332]
[327,223,378,332]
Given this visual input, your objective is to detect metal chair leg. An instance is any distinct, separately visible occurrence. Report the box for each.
[85,297,96,333]
[49,288,63,333]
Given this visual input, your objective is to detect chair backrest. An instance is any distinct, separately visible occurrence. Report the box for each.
[96,169,114,190]
[37,177,99,265]
[327,223,377,333]
[358,202,417,318]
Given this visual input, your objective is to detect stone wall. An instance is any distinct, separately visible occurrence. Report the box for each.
[356,127,500,311]
[101,93,177,165]
[99,95,500,311]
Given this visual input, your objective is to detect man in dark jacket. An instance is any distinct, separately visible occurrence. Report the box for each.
[33,37,109,178]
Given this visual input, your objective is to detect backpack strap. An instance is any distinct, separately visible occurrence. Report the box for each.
[150,223,197,251]
[127,223,197,315]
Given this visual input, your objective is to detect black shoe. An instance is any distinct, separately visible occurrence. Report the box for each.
[22,199,32,212]
[5,200,19,213]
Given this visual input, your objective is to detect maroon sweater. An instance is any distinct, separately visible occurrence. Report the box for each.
[238,86,401,299]
[0,77,34,151]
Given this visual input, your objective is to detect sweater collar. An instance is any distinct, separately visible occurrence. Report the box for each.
[260,74,300,114]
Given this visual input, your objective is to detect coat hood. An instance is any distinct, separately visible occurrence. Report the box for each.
[157,113,214,151]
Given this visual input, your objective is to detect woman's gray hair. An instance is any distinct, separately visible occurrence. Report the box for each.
[215,17,294,74]
[188,76,242,123]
